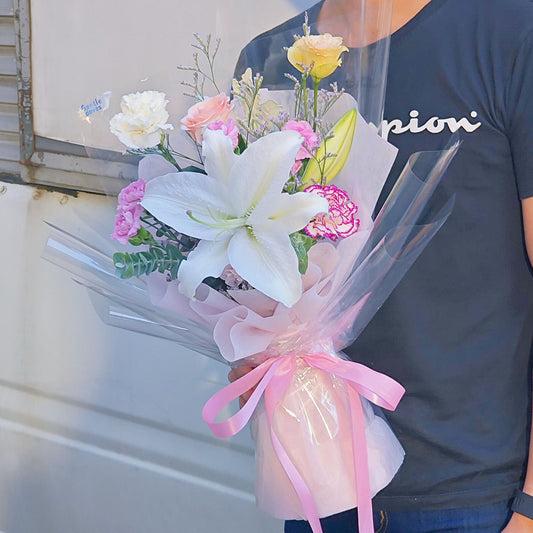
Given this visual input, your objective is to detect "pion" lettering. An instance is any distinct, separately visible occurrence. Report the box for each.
[381,110,481,141]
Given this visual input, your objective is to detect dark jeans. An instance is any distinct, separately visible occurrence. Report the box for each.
[284,500,513,533]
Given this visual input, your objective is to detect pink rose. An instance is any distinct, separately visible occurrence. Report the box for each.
[282,120,319,173]
[181,94,232,143]
[111,204,144,245]
[304,184,360,242]
[207,118,240,149]
[117,178,146,210]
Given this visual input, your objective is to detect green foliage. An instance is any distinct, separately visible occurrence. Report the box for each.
[113,243,184,280]
[181,165,206,174]
[236,134,247,154]
[290,232,316,275]
[128,226,155,246]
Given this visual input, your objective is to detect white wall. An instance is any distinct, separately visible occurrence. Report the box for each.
[31,0,317,151]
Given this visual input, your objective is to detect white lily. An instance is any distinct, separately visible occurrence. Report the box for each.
[141,128,329,307]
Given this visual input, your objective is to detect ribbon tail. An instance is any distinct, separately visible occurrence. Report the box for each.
[270,429,324,533]
[349,388,374,533]
[264,359,324,533]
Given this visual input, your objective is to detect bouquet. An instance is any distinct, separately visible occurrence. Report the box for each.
[45,7,458,533]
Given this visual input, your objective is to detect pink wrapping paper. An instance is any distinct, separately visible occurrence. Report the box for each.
[150,234,405,530]
[252,364,405,520]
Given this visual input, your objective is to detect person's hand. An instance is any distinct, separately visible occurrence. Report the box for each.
[228,365,257,408]
[502,512,533,532]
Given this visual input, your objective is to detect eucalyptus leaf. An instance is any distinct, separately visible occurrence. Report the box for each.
[290,232,316,275]
[113,244,184,280]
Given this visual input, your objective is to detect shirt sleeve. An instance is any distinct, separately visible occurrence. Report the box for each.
[507,29,533,200]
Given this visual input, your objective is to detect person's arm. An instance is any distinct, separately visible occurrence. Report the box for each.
[503,420,533,532]
[502,198,533,532]
[523,197,533,266]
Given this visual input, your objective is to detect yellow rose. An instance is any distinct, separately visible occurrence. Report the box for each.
[287,33,349,82]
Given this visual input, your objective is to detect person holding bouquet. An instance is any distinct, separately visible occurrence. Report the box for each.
[231,0,533,531]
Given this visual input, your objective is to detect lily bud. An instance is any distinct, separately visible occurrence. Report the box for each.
[301,108,357,186]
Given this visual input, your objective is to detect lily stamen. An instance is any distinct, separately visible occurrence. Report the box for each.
[186,209,246,231]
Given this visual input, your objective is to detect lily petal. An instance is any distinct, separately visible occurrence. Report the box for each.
[202,129,238,185]
[250,191,329,235]
[227,130,303,216]
[141,172,227,240]
[178,236,231,298]
[228,225,302,307]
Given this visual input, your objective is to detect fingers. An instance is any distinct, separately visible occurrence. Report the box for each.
[228,365,255,383]
[228,365,257,408]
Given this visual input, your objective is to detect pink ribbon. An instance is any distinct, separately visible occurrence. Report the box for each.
[202,353,405,533]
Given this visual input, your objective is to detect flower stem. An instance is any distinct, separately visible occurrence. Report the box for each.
[301,75,308,121]
[140,214,180,242]
[158,136,182,170]
[313,80,319,131]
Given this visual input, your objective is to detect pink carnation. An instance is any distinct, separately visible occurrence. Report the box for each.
[291,160,304,174]
[207,118,239,149]
[111,204,144,245]
[304,184,360,242]
[282,120,319,174]
[117,178,146,210]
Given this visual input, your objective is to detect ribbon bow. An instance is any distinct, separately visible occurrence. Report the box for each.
[203,352,404,533]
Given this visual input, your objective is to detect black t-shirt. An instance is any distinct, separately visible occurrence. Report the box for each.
[237,0,533,511]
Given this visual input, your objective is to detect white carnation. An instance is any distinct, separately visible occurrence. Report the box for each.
[110,91,173,149]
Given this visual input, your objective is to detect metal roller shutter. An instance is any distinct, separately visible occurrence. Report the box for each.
[0,0,20,175]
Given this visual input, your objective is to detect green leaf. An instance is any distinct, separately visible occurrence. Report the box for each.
[113,244,185,280]
[290,232,316,275]
[164,244,184,280]
[236,134,247,154]
[113,252,135,279]
[181,165,206,174]
[128,226,155,246]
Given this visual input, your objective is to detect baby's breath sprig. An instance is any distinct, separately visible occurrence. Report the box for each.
[232,69,266,142]
[178,33,221,101]
[289,63,313,122]
[321,83,345,116]
[271,111,292,131]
